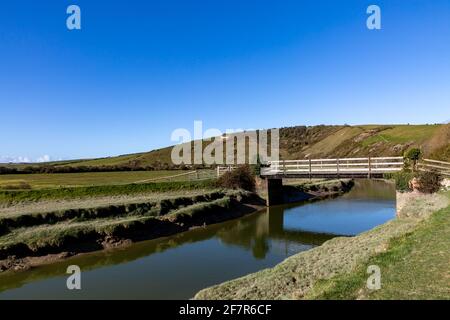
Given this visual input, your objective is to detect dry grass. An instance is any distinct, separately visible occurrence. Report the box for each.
[0,190,251,255]
[0,189,219,218]
[396,191,449,218]
[302,127,364,156]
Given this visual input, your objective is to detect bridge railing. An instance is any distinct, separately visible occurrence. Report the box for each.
[217,157,450,178]
[418,159,450,177]
[261,156,404,176]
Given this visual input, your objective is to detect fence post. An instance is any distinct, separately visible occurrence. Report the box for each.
[309,159,312,181]
[337,158,340,178]
[283,160,286,174]
[216,166,220,178]
[368,157,372,179]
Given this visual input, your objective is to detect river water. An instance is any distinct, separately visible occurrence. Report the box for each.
[0,180,395,299]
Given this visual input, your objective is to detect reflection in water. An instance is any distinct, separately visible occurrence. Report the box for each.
[0,180,395,299]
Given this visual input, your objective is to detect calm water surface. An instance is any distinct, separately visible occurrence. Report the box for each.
[0,180,395,299]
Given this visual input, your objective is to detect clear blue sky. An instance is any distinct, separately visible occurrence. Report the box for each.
[1,0,449,162]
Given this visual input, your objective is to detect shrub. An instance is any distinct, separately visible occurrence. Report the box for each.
[415,170,443,194]
[216,165,256,191]
[384,171,414,192]
[385,169,443,193]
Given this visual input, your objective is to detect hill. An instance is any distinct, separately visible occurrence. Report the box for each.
[3,124,449,169]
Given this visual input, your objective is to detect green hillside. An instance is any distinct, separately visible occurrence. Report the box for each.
[3,124,449,169]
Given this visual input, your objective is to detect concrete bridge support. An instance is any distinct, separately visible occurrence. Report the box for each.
[265,178,283,206]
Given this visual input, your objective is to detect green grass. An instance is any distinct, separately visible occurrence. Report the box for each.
[0,180,216,205]
[60,153,146,167]
[0,170,210,190]
[361,125,440,147]
[305,204,450,299]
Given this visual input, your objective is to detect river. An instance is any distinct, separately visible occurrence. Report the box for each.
[0,180,395,299]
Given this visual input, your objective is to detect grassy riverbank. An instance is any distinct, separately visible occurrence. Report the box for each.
[0,188,264,272]
[306,202,450,299]
[194,190,450,299]
[0,176,356,273]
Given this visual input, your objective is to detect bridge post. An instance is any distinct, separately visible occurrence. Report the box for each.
[337,158,340,178]
[265,178,283,206]
[309,159,312,181]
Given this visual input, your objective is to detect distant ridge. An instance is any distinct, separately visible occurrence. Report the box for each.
[3,124,450,168]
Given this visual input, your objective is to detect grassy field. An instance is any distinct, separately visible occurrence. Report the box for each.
[58,153,146,167]
[0,180,216,206]
[0,170,215,190]
[361,125,440,146]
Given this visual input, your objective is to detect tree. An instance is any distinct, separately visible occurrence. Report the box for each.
[404,148,422,172]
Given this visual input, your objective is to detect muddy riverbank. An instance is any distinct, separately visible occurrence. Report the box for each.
[0,190,263,272]
[0,179,355,274]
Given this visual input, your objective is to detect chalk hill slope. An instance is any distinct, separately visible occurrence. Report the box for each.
[5,124,450,168]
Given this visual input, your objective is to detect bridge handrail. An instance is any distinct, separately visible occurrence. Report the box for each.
[266,156,403,164]
[417,159,450,177]
[422,158,450,166]
[261,156,404,177]
[273,162,403,168]
[219,157,449,178]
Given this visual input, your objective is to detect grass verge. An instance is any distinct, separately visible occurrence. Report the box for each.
[304,205,450,299]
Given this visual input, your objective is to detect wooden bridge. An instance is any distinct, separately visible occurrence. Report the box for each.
[260,156,404,179]
[217,157,450,179]
[217,156,450,206]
